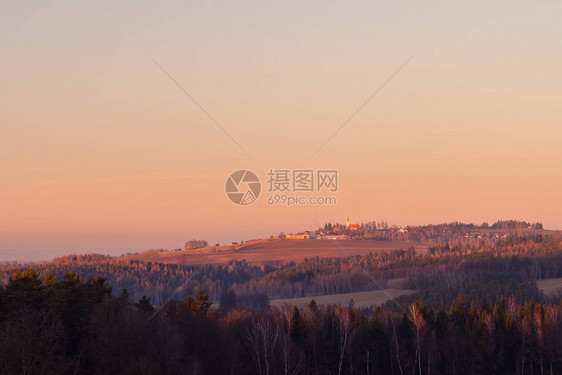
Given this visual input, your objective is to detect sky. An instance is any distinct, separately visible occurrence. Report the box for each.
[1,1,561,261]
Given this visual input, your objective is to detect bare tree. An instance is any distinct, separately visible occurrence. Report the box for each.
[409,304,427,375]
[279,332,303,375]
[384,313,403,375]
[243,314,280,375]
[334,306,360,375]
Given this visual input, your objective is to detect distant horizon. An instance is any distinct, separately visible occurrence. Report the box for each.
[2,217,559,263]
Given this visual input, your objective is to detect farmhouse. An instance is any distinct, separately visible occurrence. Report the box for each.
[286,233,313,239]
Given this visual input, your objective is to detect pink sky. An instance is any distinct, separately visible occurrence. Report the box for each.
[1,1,561,261]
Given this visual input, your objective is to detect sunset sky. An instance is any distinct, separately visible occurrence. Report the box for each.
[1,1,561,261]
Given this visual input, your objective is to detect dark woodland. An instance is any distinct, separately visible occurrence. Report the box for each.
[1,221,561,374]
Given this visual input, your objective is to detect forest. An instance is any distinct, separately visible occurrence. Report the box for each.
[1,233,560,306]
[0,268,561,374]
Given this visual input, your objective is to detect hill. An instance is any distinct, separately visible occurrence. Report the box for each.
[117,238,430,265]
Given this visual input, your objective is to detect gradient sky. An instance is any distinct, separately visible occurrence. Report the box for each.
[1,1,561,261]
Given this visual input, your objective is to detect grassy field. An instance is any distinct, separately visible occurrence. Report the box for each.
[269,278,562,308]
[120,238,428,265]
[537,278,562,296]
[269,288,416,309]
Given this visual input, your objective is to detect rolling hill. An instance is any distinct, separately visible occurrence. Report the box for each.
[117,238,430,265]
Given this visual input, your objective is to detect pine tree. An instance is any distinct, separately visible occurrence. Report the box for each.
[196,290,212,313]
[136,295,155,315]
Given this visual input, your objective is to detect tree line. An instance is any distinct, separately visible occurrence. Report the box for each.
[1,268,561,374]
[1,235,561,304]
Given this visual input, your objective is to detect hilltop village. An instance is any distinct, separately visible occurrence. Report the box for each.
[283,219,547,245]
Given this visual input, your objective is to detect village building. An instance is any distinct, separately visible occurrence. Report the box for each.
[346,217,360,230]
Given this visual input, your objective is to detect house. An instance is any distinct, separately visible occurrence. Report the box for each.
[286,234,311,240]
[321,235,349,240]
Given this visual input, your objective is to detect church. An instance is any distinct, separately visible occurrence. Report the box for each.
[346,217,360,230]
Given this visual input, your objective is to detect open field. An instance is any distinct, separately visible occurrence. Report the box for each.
[537,278,562,296]
[119,238,429,265]
[269,288,416,309]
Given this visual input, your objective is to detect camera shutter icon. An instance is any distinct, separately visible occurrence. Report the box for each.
[225,170,261,206]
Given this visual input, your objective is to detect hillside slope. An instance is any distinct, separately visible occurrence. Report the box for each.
[118,238,429,265]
